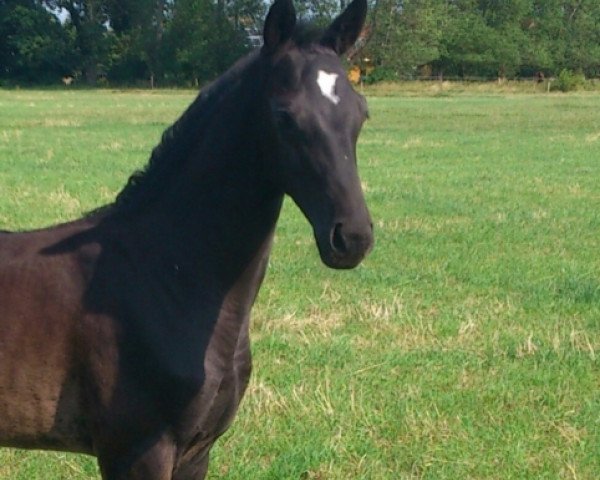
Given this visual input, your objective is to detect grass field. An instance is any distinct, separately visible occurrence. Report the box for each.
[0,88,598,479]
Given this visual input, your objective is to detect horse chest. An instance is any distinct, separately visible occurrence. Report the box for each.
[175,326,251,460]
[195,313,251,418]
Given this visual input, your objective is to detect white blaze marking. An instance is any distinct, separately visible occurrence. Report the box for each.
[317,70,340,105]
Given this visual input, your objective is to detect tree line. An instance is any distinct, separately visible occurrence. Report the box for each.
[366,0,600,81]
[1,0,599,86]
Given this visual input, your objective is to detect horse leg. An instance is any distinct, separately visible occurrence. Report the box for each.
[172,450,210,480]
[97,434,176,480]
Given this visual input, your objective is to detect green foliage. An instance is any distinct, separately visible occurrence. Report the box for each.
[363,0,600,81]
[10,0,260,86]
[2,1,600,85]
[103,0,167,85]
[552,69,587,92]
[41,0,114,84]
[0,1,75,84]
[295,0,341,24]
[162,0,249,86]
[362,65,397,84]
[0,89,599,479]
[366,0,444,79]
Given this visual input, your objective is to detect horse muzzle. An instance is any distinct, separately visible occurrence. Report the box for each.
[316,220,374,269]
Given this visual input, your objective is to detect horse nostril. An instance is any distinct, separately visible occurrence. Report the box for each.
[331,223,347,254]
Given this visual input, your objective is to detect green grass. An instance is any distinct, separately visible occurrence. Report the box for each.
[359,79,600,97]
[0,88,599,479]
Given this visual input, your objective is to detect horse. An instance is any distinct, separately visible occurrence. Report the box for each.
[0,0,373,478]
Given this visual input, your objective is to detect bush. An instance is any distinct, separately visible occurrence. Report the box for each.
[552,69,587,92]
[363,66,398,84]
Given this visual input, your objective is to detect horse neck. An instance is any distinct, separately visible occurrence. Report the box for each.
[123,66,283,294]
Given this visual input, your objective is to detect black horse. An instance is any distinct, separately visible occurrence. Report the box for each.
[0,0,373,478]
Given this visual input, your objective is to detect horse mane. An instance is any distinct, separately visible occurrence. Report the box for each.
[107,50,261,217]
[102,24,326,219]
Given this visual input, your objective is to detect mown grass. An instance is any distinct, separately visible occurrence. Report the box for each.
[360,79,600,97]
[0,88,598,479]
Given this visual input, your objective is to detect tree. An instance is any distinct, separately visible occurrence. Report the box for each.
[0,0,75,83]
[223,0,266,30]
[295,0,340,22]
[433,0,536,79]
[162,0,249,85]
[104,0,171,86]
[365,0,445,78]
[105,0,265,87]
[562,0,600,76]
[43,0,112,85]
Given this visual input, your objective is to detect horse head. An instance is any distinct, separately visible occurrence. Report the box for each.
[261,0,373,269]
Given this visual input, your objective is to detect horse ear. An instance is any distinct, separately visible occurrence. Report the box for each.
[263,0,296,55]
[321,0,367,56]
